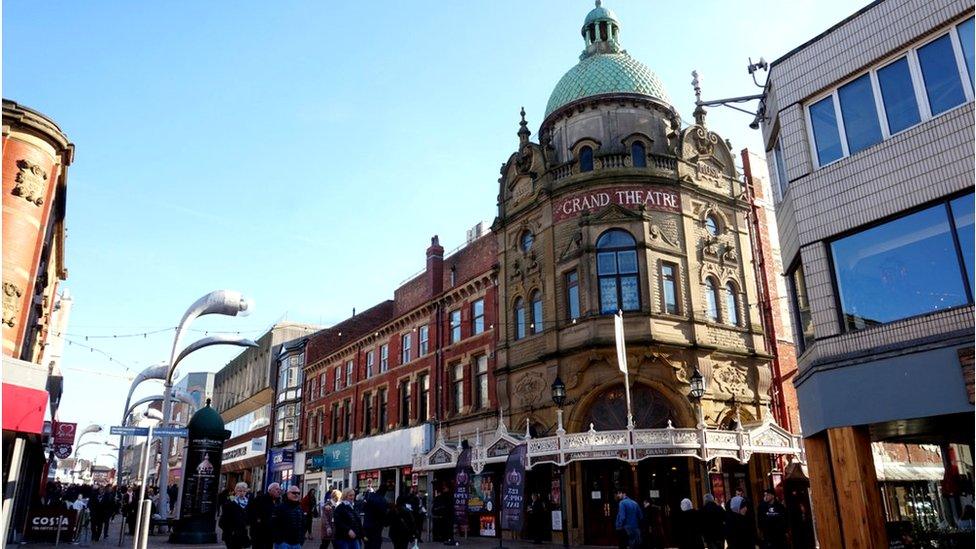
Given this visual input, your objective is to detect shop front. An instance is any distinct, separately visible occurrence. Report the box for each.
[351,424,433,503]
[221,435,268,492]
[302,450,324,502]
[318,441,353,494]
[415,414,804,546]
[268,443,297,490]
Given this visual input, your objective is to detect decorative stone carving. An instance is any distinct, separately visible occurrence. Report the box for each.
[702,236,720,259]
[648,224,678,248]
[558,230,583,262]
[514,372,547,407]
[721,244,738,264]
[692,127,718,157]
[713,362,749,396]
[3,282,23,327]
[13,159,48,206]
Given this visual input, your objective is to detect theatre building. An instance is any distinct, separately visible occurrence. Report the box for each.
[759,0,974,546]
[415,3,804,546]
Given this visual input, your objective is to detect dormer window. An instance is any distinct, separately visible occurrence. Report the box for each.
[580,146,594,172]
[631,141,646,167]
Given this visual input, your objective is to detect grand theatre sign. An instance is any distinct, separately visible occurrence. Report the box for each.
[552,185,681,222]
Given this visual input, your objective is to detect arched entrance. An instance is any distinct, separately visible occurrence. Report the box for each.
[577,384,692,546]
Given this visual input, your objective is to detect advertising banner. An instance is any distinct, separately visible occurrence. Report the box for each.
[453,448,472,527]
[52,422,77,445]
[468,473,496,513]
[500,444,527,531]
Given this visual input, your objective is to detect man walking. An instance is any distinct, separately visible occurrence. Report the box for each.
[250,483,283,549]
[614,489,642,549]
[758,488,788,549]
[362,486,389,549]
[272,486,307,549]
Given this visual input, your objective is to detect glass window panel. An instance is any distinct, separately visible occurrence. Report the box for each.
[617,250,638,274]
[531,294,543,333]
[809,96,844,165]
[597,230,635,248]
[705,279,719,321]
[773,139,789,197]
[600,278,619,314]
[515,300,526,339]
[620,276,640,311]
[832,204,968,330]
[958,17,975,86]
[917,34,967,115]
[580,146,594,172]
[597,252,617,275]
[838,74,883,154]
[725,283,739,326]
[567,271,581,320]
[705,216,720,237]
[662,264,678,315]
[877,57,922,134]
[951,194,974,292]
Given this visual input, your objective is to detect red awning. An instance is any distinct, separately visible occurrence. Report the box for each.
[2,382,48,434]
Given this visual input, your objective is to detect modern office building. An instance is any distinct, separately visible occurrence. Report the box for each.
[759,0,975,545]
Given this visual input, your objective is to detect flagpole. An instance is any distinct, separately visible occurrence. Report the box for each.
[614,311,635,429]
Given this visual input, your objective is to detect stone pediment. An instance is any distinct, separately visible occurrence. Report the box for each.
[583,202,647,225]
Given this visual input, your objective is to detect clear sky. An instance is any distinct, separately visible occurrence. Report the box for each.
[3,0,867,464]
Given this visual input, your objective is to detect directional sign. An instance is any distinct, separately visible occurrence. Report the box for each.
[110,426,149,436]
[154,427,188,438]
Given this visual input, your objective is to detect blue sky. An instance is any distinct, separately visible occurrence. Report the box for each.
[3,0,866,461]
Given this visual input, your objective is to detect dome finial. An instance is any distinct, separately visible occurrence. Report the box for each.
[595,0,602,6]
[692,70,707,126]
[518,107,530,144]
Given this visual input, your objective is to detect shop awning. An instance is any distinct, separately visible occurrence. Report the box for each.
[877,462,945,482]
[2,357,50,435]
[414,414,805,473]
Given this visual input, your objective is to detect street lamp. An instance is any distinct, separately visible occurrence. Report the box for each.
[156,290,256,518]
[117,363,168,482]
[77,423,103,444]
[689,367,706,429]
[550,375,570,548]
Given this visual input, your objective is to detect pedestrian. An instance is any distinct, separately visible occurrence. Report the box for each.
[362,486,389,549]
[700,493,725,549]
[220,482,252,549]
[250,483,283,549]
[272,486,307,549]
[333,488,363,549]
[89,487,115,542]
[614,490,642,549]
[302,488,318,540]
[320,490,340,549]
[168,482,179,515]
[725,495,756,549]
[525,493,546,544]
[673,498,702,549]
[388,497,416,549]
[757,488,787,549]
[401,485,425,542]
[430,484,452,543]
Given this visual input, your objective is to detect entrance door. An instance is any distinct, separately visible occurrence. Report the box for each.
[582,460,633,546]
[638,458,691,547]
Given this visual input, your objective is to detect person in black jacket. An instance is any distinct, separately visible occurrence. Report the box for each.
[333,489,363,549]
[700,493,726,549]
[272,486,307,548]
[673,498,702,549]
[388,499,416,549]
[220,482,252,549]
[249,483,282,549]
[757,489,788,549]
[362,486,389,549]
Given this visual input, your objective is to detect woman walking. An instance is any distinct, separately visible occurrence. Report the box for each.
[219,482,252,549]
[333,489,363,549]
[320,490,341,549]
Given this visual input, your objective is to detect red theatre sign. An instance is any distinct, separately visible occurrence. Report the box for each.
[552,185,681,222]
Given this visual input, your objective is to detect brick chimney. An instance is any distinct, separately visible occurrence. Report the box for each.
[426,235,444,297]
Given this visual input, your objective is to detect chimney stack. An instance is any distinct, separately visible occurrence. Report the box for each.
[426,235,444,297]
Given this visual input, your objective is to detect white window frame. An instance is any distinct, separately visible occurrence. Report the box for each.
[418,325,429,355]
[380,344,389,372]
[805,19,974,169]
[334,367,342,392]
[401,333,412,364]
[366,351,374,378]
[345,360,354,386]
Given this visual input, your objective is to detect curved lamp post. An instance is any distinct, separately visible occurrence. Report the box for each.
[156,290,255,518]
[77,424,103,445]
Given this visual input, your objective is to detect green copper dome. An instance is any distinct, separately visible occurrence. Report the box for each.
[545,2,671,118]
[545,53,671,118]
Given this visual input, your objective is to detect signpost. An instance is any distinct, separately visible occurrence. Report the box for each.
[109,424,156,549]
[154,427,188,438]
[109,426,149,437]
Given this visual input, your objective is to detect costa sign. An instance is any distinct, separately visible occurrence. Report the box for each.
[552,185,681,222]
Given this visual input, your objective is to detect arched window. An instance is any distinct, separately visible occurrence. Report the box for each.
[705,214,720,237]
[725,282,740,326]
[514,298,526,340]
[530,291,543,334]
[596,230,640,314]
[520,231,534,252]
[631,141,646,167]
[579,146,594,172]
[705,277,720,322]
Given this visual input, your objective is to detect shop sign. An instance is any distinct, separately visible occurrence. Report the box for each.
[552,185,681,222]
[322,441,352,471]
[52,422,77,445]
[223,436,267,465]
[270,448,295,472]
[357,470,380,490]
[25,507,77,541]
[54,444,72,459]
[305,451,323,473]
[350,423,432,471]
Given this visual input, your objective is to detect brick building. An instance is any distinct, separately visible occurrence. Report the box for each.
[2,99,74,544]
[759,0,975,545]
